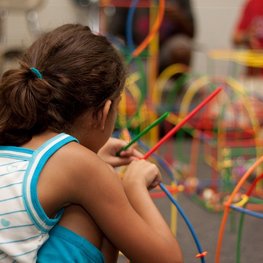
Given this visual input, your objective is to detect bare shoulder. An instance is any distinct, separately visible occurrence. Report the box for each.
[54,141,102,172]
[43,141,113,187]
[37,141,118,215]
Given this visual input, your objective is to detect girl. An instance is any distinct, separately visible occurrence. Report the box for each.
[0,24,183,263]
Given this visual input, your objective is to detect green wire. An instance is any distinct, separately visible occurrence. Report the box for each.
[116,112,170,156]
[247,196,263,204]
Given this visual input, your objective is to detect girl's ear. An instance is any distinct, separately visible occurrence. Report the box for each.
[99,99,112,130]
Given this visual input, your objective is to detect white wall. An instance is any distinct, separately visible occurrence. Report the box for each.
[0,0,246,75]
[191,0,245,75]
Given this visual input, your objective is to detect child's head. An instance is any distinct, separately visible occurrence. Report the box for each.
[0,24,126,146]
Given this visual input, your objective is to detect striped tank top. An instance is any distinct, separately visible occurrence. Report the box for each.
[0,133,78,262]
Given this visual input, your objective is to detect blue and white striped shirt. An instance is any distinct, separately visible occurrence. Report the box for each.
[0,133,77,262]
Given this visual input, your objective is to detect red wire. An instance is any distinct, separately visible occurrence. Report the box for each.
[143,87,223,160]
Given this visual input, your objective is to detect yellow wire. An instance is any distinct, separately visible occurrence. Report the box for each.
[208,49,263,67]
[155,64,188,101]
[233,194,249,207]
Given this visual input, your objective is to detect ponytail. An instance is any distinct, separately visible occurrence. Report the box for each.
[0,63,52,145]
[0,24,126,146]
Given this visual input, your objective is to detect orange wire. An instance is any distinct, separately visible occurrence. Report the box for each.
[215,155,263,263]
[132,0,165,57]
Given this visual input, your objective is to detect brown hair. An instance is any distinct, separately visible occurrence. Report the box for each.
[0,24,126,145]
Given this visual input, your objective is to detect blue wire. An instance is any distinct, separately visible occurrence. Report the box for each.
[126,0,139,53]
[112,132,206,261]
[138,140,205,261]
[230,205,263,219]
[159,182,206,263]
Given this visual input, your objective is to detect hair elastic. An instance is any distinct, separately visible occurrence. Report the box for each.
[30,67,43,79]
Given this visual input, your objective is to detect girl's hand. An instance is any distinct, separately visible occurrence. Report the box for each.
[123,159,162,190]
[98,137,143,167]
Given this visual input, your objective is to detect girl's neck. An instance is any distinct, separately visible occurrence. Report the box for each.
[21,130,60,150]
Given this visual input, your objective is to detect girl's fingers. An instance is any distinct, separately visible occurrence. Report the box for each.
[120,148,143,158]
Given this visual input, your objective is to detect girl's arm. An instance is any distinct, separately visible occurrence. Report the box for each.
[69,145,183,263]
[40,142,183,263]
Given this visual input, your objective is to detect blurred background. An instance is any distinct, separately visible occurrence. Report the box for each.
[0,0,246,75]
[1,1,263,263]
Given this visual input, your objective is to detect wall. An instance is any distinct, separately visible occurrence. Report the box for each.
[0,0,246,75]
[191,0,245,75]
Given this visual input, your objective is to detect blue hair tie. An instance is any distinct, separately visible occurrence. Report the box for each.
[30,67,43,79]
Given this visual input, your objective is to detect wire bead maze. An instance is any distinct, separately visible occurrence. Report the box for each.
[100,1,263,262]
